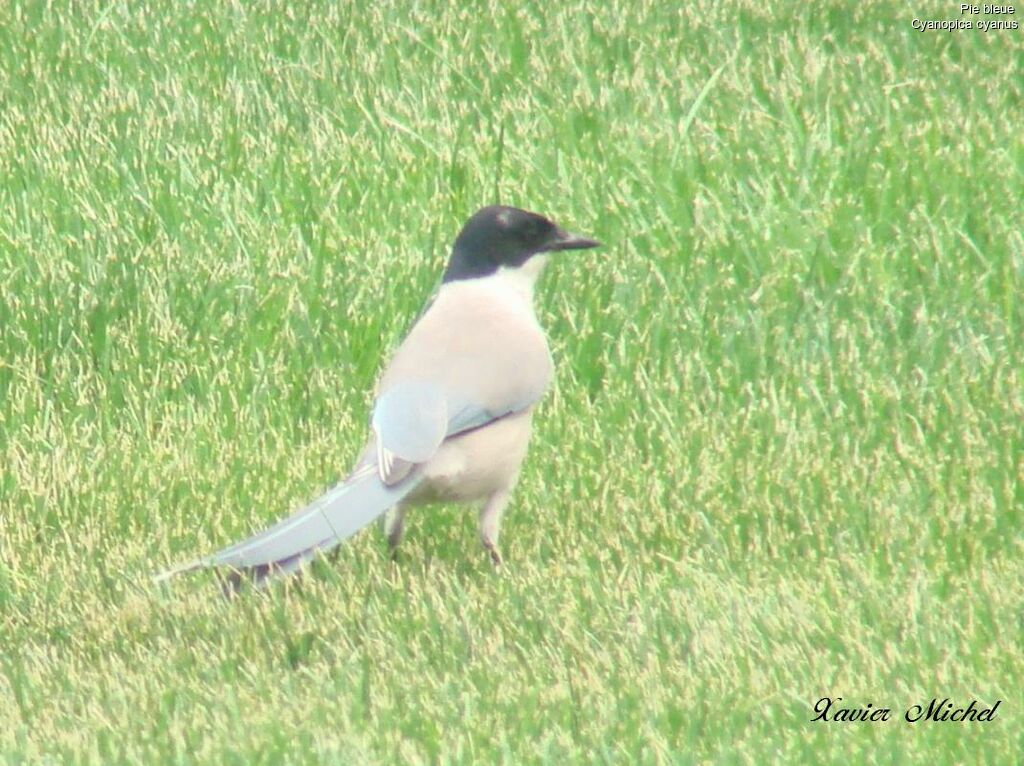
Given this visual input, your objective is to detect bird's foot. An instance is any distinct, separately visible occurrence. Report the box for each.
[387,530,404,563]
[483,541,503,568]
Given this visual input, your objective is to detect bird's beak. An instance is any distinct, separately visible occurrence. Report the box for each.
[545,228,601,252]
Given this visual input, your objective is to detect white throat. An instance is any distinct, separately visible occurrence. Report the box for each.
[494,255,548,303]
[436,255,548,312]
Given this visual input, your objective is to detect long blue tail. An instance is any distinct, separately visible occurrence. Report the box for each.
[156,465,422,588]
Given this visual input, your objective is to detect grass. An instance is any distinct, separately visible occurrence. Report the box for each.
[1,0,1022,762]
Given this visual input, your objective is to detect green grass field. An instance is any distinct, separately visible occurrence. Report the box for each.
[1,0,1022,762]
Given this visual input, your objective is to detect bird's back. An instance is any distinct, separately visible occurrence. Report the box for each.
[378,276,554,414]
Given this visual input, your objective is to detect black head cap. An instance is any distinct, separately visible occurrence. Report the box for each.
[442,205,600,283]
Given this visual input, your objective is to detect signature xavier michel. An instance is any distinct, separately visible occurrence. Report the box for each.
[812,697,1001,723]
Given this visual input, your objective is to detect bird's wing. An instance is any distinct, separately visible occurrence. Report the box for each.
[371,379,447,485]
[443,385,544,434]
[369,374,545,485]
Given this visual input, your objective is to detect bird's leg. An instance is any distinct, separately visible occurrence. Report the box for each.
[479,489,512,567]
[379,504,407,559]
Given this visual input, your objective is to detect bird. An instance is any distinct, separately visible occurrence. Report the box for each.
[157,205,599,589]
